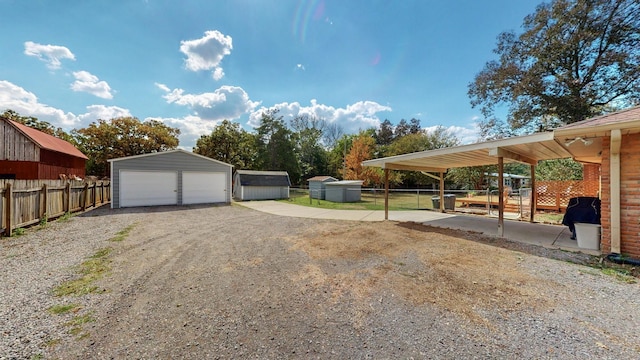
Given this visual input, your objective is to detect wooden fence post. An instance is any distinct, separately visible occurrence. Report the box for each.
[92,183,97,208]
[82,183,89,211]
[4,183,12,237]
[42,183,48,220]
[65,183,71,213]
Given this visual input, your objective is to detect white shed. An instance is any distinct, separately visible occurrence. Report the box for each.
[307,176,338,199]
[325,180,364,203]
[109,149,233,208]
[233,170,291,201]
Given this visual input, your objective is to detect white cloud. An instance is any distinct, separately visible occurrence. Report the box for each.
[76,105,131,124]
[248,99,392,133]
[150,115,221,150]
[157,83,259,121]
[24,41,75,70]
[0,80,77,126]
[154,82,170,92]
[212,68,225,81]
[0,80,132,129]
[71,71,114,99]
[424,124,479,145]
[180,30,232,80]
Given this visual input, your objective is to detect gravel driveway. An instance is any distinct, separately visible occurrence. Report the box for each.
[1,204,639,359]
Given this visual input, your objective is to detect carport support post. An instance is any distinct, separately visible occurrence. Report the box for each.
[384,168,389,220]
[530,164,536,222]
[498,157,504,237]
[610,129,622,253]
[439,172,445,212]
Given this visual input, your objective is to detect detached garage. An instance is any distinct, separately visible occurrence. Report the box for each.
[109,149,232,208]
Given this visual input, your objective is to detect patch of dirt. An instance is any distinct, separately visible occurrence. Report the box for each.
[289,221,554,326]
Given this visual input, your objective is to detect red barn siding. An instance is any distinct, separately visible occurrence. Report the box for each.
[0,160,39,179]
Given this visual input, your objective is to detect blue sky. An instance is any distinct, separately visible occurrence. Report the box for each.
[0,0,541,149]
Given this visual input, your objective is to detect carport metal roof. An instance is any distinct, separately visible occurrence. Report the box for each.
[362,132,573,171]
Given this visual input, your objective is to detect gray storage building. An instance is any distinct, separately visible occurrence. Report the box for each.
[233,170,291,201]
[109,149,233,208]
[307,176,338,199]
[325,180,363,203]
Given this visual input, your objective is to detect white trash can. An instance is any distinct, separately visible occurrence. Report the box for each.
[574,223,601,250]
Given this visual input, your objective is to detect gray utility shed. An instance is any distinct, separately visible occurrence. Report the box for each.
[233,170,291,201]
[109,149,233,208]
[307,176,338,199]
[325,180,364,203]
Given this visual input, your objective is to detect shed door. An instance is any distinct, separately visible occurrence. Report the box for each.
[183,172,226,204]
[120,170,177,207]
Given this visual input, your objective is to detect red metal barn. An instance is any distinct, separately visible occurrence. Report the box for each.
[0,118,87,180]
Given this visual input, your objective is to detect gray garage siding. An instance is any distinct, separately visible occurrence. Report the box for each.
[109,150,232,208]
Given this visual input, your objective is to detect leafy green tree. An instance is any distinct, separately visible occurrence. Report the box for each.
[447,166,495,190]
[74,117,180,176]
[394,119,411,138]
[1,109,74,143]
[469,0,640,131]
[536,158,583,180]
[387,127,460,187]
[254,110,301,184]
[194,120,256,170]
[290,115,329,179]
[327,134,355,179]
[408,118,421,134]
[374,119,394,146]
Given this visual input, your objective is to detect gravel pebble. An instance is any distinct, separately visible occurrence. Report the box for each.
[1,204,639,359]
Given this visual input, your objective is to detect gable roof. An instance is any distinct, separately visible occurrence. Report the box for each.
[235,170,291,187]
[307,176,338,182]
[108,149,233,167]
[7,119,88,159]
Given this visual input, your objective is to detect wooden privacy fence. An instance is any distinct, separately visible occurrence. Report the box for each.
[1,180,110,236]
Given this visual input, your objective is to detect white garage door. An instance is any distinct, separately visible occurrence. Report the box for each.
[182,172,226,204]
[120,170,177,207]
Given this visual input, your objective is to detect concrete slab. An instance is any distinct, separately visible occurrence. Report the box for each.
[234,200,600,255]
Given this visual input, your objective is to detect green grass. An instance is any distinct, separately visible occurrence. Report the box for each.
[48,303,80,315]
[109,223,136,242]
[53,247,112,296]
[285,190,568,224]
[65,314,95,338]
[601,268,637,284]
[57,212,74,222]
[12,228,25,236]
[65,314,95,327]
[284,191,438,211]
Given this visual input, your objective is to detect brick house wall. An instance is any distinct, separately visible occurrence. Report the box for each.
[582,163,600,182]
[600,134,640,258]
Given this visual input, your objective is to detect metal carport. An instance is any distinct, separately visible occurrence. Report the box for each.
[362,132,577,236]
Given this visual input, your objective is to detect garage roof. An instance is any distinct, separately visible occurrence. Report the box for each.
[108,149,233,167]
[363,132,572,172]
